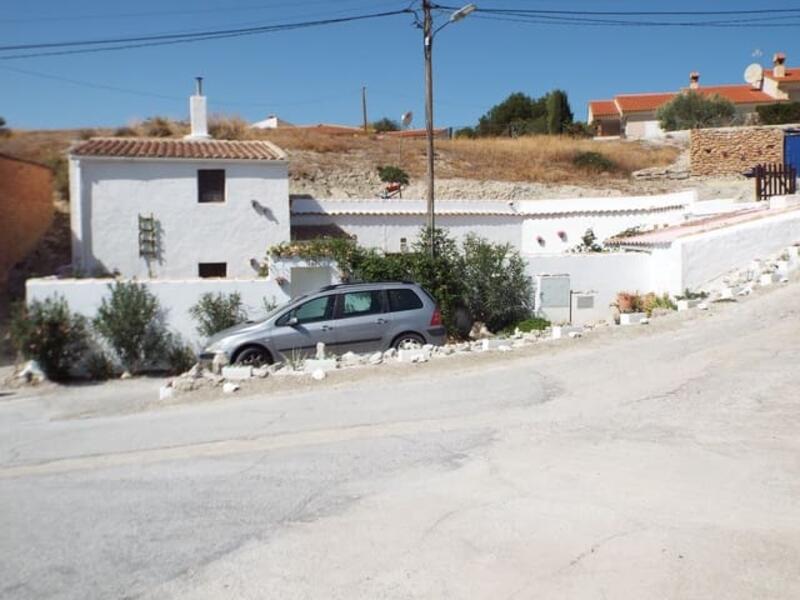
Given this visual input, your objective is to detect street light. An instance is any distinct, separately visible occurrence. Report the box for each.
[422,1,476,257]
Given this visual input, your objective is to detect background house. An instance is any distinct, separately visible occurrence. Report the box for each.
[69,88,289,280]
[589,52,798,140]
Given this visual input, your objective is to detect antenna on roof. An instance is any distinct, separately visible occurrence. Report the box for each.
[744,63,764,89]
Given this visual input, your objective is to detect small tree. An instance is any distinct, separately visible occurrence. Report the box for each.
[372,117,400,133]
[189,292,248,338]
[93,282,168,373]
[10,297,89,380]
[377,165,410,186]
[546,89,574,134]
[656,91,736,131]
[461,235,533,332]
[0,116,10,137]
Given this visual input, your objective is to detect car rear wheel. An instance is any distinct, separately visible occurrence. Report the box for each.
[233,345,272,367]
[392,333,425,350]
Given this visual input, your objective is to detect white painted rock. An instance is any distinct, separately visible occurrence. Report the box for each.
[497,345,512,352]
[159,385,174,400]
[18,360,46,384]
[211,352,229,375]
[368,352,383,365]
[252,366,270,378]
[120,370,132,380]
[697,302,709,311]
[315,342,326,360]
[340,351,361,366]
[222,382,240,394]
[311,369,326,381]
[619,312,647,326]
[383,348,397,360]
[221,365,253,381]
[398,348,430,363]
[304,358,337,373]
[567,331,582,338]
[481,338,510,351]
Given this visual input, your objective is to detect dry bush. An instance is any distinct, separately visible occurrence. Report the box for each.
[253,128,372,153]
[209,115,252,140]
[434,136,678,183]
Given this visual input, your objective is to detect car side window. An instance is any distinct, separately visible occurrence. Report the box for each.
[280,295,333,325]
[387,288,423,312]
[339,291,383,318]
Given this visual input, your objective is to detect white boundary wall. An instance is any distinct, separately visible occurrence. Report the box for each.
[525,253,653,322]
[26,278,291,347]
[291,191,696,254]
[666,206,800,293]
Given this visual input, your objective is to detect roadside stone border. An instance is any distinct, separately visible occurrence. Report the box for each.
[159,243,799,399]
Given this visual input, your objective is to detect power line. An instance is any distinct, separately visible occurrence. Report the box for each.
[0,64,363,109]
[0,9,412,60]
[436,5,800,17]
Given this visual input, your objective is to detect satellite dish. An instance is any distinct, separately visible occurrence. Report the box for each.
[744,63,764,87]
[401,111,413,129]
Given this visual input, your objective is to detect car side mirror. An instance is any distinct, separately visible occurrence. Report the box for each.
[285,316,299,327]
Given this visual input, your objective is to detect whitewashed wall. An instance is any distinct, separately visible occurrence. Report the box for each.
[26,278,290,347]
[668,205,800,293]
[525,253,654,321]
[292,192,695,254]
[70,157,289,279]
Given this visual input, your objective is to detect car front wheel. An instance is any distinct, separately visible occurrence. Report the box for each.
[233,345,272,367]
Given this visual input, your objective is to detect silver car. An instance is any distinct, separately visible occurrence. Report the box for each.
[200,281,446,366]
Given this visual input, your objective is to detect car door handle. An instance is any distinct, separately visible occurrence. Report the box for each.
[322,325,334,331]
[376,318,389,324]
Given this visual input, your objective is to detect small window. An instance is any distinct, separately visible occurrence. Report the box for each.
[279,295,333,326]
[198,262,227,278]
[198,169,225,203]
[387,288,423,312]
[340,291,383,318]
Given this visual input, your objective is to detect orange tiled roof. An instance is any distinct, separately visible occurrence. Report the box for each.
[588,100,619,118]
[71,138,286,161]
[689,85,777,104]
[764,67,800,83]
[614,93,677,113]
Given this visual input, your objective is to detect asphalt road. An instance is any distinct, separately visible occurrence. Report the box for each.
[2,280,800,599]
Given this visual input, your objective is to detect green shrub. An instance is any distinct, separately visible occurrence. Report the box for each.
[501,317,550,335]
[756,102,800,125]
[189,292,248,338]
[93,282,168,373]
[372,117,400,133]
[10,297,90,380]
[165,335,197,375]
[85,351,116,381]
[573,151,617,173]
[43,153,70,202]
[641,292,676,315]
[461,234,533,332]
[0,116,10,137]
[656,91,736,131]
[377,165,410,186]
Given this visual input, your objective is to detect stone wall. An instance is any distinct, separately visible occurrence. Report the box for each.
[690,127,784,176]
[0,154,53,284]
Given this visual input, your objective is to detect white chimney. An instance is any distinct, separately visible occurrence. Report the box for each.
[773,52,787,78]
[185,77,210,140]
[689,71,700,90]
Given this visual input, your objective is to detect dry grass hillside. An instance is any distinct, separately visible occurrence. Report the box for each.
[0,119,680,201]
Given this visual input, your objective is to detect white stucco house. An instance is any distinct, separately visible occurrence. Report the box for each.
[69,91,290,280]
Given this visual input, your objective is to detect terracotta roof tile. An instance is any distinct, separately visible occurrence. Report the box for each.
[764,67,800,83]
[588,100,619,118]
[689,85,777,104]
[70,137,286,161]
[614,93,677,113]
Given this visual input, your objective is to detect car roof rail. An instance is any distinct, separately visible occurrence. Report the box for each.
[315,280,416,292]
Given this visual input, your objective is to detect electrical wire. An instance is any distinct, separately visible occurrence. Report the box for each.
[0,9,412,60]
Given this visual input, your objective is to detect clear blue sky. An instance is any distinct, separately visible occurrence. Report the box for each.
[2,0,799,130]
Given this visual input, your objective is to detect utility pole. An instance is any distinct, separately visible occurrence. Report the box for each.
[423,0,436,257]
[361,85,368,133]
